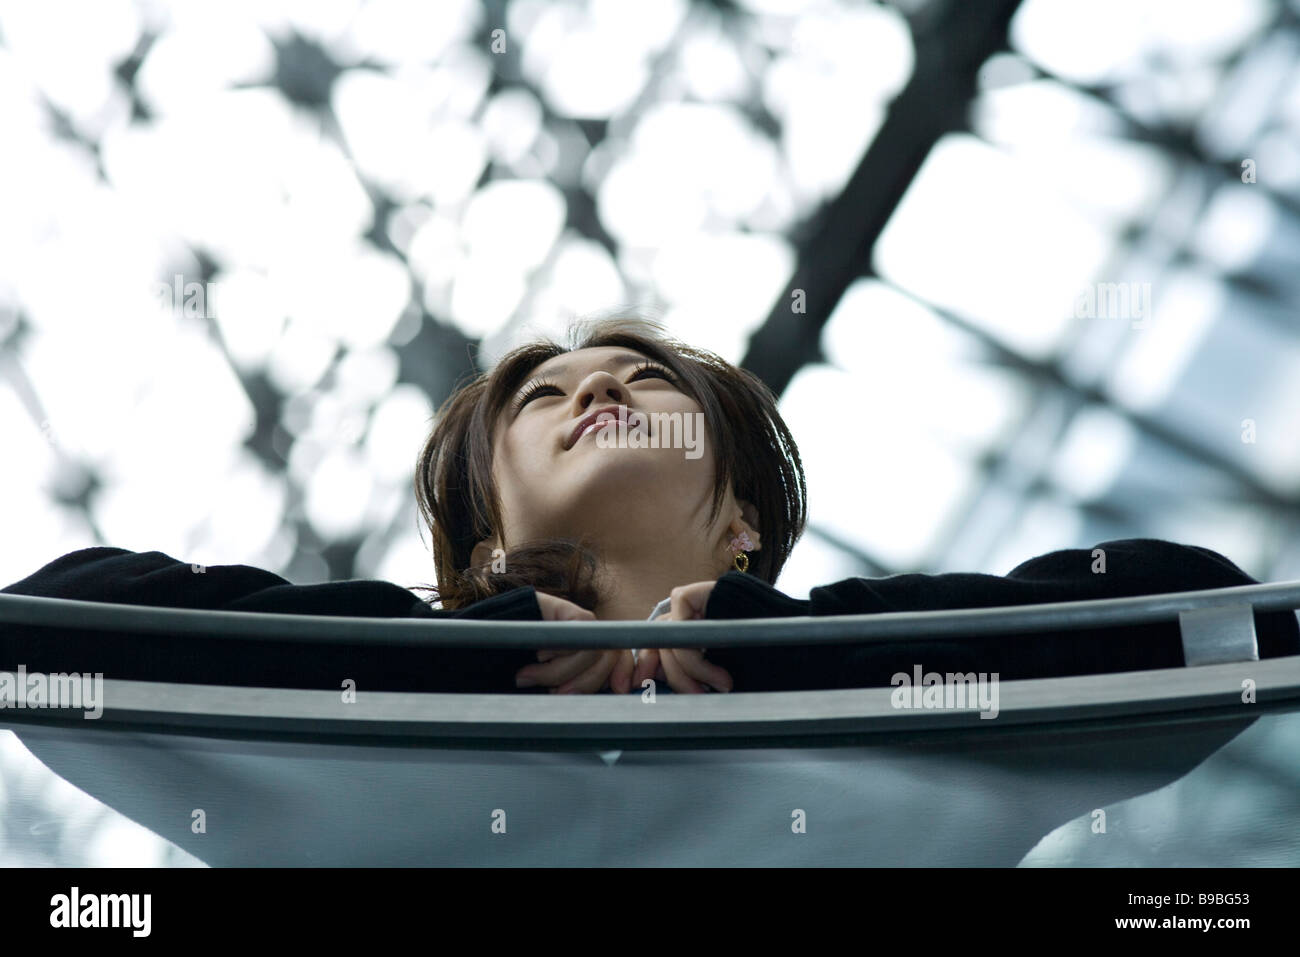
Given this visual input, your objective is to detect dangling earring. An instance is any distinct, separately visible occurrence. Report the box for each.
[728,530,754,574]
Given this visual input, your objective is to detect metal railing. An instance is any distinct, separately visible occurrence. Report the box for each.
[3,577,1300,648]
[2,580,1299,749]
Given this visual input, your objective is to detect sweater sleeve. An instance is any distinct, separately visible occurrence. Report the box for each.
[0,546,546,693]
[701,538,1300,692]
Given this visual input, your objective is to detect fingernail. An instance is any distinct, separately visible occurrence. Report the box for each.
[515,676,536,688]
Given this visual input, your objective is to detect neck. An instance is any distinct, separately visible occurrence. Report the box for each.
[590,547,725,620]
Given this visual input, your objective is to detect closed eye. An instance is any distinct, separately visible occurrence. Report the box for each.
[511,361,677,413]
[628,361,676,386]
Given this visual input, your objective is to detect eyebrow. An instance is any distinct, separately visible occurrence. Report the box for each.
[529,352,647,381]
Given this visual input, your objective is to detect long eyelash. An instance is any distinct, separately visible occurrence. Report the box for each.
[630,360,677,383]
[511,361,677,413]
[511,376,559,413]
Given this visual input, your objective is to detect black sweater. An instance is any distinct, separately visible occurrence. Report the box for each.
[703,537,1299,691]
[2,538,1295,694]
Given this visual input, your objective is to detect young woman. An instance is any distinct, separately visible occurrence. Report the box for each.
[413,313,804,695]
[4,316,1298,697]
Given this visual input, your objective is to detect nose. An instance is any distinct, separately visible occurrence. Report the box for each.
[571,371,626,412]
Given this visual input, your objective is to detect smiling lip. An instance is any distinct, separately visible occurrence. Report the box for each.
[566,405,625,450]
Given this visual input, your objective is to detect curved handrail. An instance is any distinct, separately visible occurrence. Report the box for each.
[1,578,1299,649]
[3,581,1299,749]
[3,656,1297,750]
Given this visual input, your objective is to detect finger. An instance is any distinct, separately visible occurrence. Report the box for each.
[517,650,601,687]
[632,648,659,688]
[543,651,604,687]
[534,592,596,622]
[569,653,617,694]
[537,648,576,662]
[558,651,616,694]
[658,648,707,694]
[670,590,705,622]
[558,651,620,695]
[679,581,717,619]
[673,649,732,693]
[610,650,635,694]
[673,649,727,689]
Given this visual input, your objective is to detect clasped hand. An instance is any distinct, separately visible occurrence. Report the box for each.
[513,582,734,694]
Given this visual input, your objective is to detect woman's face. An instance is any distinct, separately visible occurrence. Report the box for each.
[478,346,751,563]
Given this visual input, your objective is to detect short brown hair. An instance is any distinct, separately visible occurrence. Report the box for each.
[414,315,807,610]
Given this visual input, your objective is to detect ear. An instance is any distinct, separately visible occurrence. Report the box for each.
[731,501,762,552]
[470,536,500,569]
